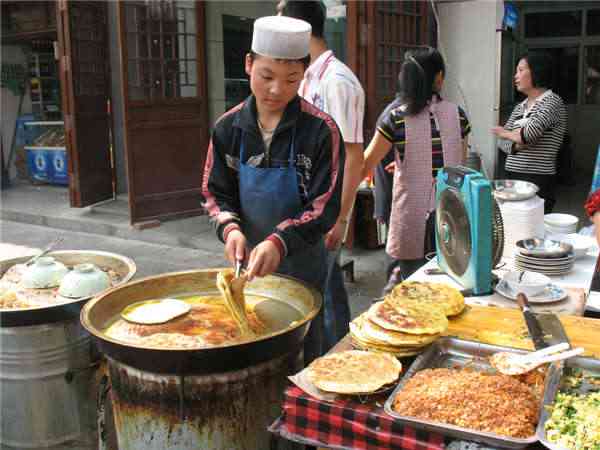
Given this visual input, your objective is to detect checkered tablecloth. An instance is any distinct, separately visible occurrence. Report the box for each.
[270,385,445,450]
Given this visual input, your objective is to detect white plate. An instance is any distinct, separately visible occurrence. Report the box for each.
[515,255,575,266]
[515,251,575,262]
[513,264,573,276]
[495,279,567,303]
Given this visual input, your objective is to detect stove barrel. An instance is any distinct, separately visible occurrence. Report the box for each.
[108,352,298,450]
[81,269,322,450]
[0,320,98,448]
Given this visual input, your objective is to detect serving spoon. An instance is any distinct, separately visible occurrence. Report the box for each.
[490,343,584,375]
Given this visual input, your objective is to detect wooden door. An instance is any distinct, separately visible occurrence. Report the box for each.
[57,0,115,207]
[117,0,209,225]
[347,1,431,141]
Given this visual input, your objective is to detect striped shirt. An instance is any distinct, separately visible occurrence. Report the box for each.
[376,97,471,176]
[498,90,567,175]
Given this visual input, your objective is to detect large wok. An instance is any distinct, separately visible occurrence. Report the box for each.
[0,250,136,327]
[81,269,322,374]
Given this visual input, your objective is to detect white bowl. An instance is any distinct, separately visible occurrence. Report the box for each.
[544,213,579,229]
[558,233,596,259]
[21,257,69,289]
[503,270,552,297]
[58,263,110,298]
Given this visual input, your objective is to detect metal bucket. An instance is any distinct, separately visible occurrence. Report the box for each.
[108,352,299,450]
[0,319,98,448]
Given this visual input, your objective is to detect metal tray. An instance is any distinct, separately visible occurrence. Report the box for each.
[537,356,600,450]
[0,250,136,327]
[383,337,544,449]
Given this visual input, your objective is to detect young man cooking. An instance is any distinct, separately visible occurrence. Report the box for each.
[279,0,365,350]
[201,16,345,364]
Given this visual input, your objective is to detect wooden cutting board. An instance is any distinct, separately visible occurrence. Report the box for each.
[445,304,600,358]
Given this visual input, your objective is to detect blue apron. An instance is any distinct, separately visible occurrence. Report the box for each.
[238,130,327,364]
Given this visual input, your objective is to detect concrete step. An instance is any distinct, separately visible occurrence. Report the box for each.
[1,183,220,253]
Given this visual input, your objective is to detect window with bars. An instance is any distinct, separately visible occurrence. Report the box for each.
[124,0,198,101]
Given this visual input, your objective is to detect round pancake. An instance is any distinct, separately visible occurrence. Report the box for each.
[106,302,265,348]
[350,338,422,357]
[121,298,191,325]
[352,314,438,346]
[387,281,465,316]
[307,350,402,394]
[361,315,438,346]
[367,301,448,335]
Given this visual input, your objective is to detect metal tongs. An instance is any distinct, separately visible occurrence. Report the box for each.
[234,259,244,279]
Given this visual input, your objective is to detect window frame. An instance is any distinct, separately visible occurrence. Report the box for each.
[520,4,600,108]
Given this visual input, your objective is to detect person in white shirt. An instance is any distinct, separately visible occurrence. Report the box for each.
[279,0,365,350]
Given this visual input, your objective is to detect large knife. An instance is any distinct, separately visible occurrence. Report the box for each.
[516,293,547,349]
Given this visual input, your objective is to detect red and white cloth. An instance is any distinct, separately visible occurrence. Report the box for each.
[299,50,365,144]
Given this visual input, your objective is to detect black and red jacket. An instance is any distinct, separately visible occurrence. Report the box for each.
[201,95,345,257]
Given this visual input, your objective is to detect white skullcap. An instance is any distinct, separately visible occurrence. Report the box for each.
[251,16,311,60]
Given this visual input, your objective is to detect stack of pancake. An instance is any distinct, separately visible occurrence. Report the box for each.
[350,281,465,357]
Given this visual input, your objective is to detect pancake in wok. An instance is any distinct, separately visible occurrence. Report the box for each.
[352,314,438,347]
[216,269,252,336]
[387,281,465,316]
[367,301,448,335]
[307,350,402,394]
[105,300,265,349]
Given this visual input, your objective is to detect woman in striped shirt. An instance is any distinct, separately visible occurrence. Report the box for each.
[493,52,567,213]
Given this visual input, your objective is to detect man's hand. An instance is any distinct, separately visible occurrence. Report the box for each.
[224,229,247,266]
[325,219,347,251]
[246,240,281,281]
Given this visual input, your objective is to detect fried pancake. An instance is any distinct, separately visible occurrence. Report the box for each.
[216,269,252,336]
[368,301,448,335]
[121,298,191,325]
[307,350,402,394]
[350,338,422,357]
[387,281,465,316]
[357,314,439,346]
[106,302,265,348]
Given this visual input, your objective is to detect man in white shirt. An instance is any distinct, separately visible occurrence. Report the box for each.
[279,0,365,350]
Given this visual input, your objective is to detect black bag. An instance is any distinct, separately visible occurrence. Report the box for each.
[424,210,436,256]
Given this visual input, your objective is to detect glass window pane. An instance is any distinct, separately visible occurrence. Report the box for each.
[525,11,582,38]
[588,10,600,36]
[585,46,600,105]
[529,48,578,104]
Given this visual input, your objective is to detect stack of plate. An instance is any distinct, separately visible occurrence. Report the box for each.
[498,196,545,258]
[544,213,579,235]
[514,238,575,276]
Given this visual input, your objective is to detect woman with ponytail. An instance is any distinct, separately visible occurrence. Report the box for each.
[363,48,471,291]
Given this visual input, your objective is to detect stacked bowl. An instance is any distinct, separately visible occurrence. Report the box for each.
[544,213,579,235]
[514,238,575,276]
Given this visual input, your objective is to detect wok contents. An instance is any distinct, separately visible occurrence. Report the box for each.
[545,370,600,450]
[350,281,463,357]
[216,269,252,336]
[391,367,544,438]
[105,291,303,349]
[307,350,402,394]
[121,298,191,325]
[0,263,120,309]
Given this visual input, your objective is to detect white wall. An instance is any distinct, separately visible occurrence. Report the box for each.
[437,0,505,177]
[204,1,275,125]
[1,45,32,180]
